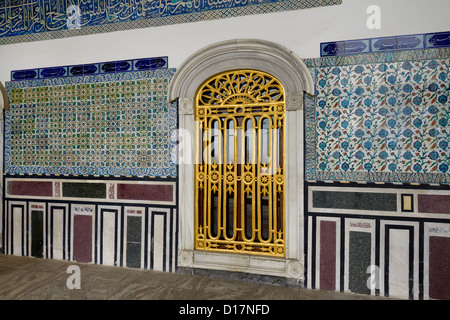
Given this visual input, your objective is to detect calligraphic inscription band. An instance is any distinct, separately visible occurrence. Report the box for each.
[0,0,342,45]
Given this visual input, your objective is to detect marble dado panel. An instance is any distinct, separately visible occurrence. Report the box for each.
[5,68,177,177]
[308,184,450,218]
[3,200,178,272]
[305,48,450,184]
[306,183,450,299]
[5,178,176,205]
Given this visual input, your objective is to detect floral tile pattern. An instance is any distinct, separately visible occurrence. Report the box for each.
[4,68,177,177]
[305,48,450,184]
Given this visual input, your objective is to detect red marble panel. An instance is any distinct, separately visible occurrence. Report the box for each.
[117,184,173,202]
[418,195,450,214]
[73,215,92,263]
[320,220,336,291]
[10,180,53,197]
[429,236,450,300]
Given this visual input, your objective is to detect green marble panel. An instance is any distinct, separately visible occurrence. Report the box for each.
[62,182,106,198]
[313,191,397,211]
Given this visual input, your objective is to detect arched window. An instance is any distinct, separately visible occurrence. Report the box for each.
[194,70,285,257]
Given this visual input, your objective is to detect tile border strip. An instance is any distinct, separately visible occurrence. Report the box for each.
[304,47,450,68]
[11,56,168,81]
[320,31,450,57]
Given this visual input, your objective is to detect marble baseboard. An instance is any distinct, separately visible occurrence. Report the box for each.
[178,267,304,288]
[178,250,304,287]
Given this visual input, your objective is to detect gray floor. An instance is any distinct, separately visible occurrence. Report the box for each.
[0,254,385,300]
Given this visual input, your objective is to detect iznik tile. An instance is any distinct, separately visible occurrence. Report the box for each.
[306,48,450,184]
[5,68,177,178]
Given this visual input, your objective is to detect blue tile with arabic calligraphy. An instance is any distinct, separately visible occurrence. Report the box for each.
[68,64,99,77]
[39,67,68,79]
[321,32,449,57]
[321,40,370,56]
[100,60,132,73]
[426,31,450,48]
[134,58,168,71]
[11,69,39,81]
[372,35,423,53]
[11,56,168,81]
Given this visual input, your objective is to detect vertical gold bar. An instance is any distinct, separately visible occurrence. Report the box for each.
[217,118,223,241]
[250,120,257,243]
[234,121,239,243]
[256,116,262,243]
[251,124,259,244]
[267,117,273,243]
[222,119,228,240]
[206,119,213,240]
[239,120,246,242]
[270,125,277,243]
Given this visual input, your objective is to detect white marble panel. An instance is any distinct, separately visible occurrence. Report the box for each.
[12,206,22,256]
[389,229,410,299]
[102,211,116,266]
[52,209,64,260]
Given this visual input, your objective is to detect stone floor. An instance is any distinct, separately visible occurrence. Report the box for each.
[0,254,385,300]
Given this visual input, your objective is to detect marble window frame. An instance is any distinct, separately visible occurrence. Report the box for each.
[169,39,314,281]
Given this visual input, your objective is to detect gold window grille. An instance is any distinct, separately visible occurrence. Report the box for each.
[194,70,286,257]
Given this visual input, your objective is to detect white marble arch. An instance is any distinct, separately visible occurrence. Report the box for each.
[169,39,314,282]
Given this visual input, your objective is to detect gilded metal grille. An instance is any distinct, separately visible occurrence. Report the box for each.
[194,70,286,257]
